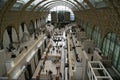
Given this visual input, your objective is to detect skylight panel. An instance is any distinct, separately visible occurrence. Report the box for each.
[89,0,107,8]
[77,0,90,9]
[26,0,42,11]
[35,0,52,11]
[77,0,84,3]
[81,1,90,9]
[11,0,30,10]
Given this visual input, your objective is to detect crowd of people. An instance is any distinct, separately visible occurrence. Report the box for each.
[36,31,64,80]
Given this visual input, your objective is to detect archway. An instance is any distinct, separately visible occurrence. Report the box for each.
[102,33,117,56]
[86,23,92,38]
[3,26,18,51]
[102,33,120,72]
[92,26,101,48]
[34,19,41,35]
[19,23,29,42]
[28,21,35,35]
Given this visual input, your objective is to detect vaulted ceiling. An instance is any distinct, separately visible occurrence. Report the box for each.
[0,0,109,12]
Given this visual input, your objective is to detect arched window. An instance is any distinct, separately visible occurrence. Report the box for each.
[86,24,92,38]
[102,33,116,56]
[3,27,18,50]
[92,27,101,48]
[102,33,120,72]
[19,23,29,41]
[11,0,30,10]
[28,21,35,35]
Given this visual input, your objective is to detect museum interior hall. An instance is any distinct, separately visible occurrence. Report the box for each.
[0,0,120,80]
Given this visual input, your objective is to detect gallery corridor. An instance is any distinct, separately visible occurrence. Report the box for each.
[0,0,120,80]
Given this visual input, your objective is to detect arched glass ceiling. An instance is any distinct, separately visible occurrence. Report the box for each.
[40,0,53,6]
[41,4,73,12]
[26,0,42,11]
[46,4,75,12]
[81,1,90,9]
[35,0,80,12]
[75,0,90,9]
[89,0,107,8]
[39,1,78,12]
[78,0,84,3]
[69,0,82,10]
[70,0,83,9]
[24,0,78,11]
[0,0,107,11]
[11,0,30,10]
